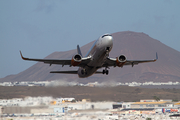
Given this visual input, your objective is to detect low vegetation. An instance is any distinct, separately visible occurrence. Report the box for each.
[0,86,180,102]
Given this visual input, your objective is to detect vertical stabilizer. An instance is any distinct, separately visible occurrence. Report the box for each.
[77,45,83,57]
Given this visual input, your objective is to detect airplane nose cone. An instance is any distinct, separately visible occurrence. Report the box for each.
[105,36,113,47]
[99,34,113,50]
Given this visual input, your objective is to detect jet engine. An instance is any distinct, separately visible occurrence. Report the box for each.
[116,55,126,67]
[71,54,82,66]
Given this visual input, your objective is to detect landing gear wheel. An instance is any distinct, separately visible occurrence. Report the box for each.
[103,70,105,74]
[106,70,109,75]
[102,69,109,75]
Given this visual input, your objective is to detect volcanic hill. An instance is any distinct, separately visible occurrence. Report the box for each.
[1,31,180,83]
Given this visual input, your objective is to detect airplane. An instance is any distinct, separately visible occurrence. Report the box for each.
[20,33,158,78]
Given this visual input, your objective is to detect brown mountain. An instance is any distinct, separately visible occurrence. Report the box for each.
[1,31,180,83]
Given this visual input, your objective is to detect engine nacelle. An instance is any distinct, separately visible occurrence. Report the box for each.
[71,54,82,66]
[116,55,126,67]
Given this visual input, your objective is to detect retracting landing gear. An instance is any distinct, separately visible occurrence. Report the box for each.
[102,67,109,75]
[105,47,110,57]
[103,48,110,75]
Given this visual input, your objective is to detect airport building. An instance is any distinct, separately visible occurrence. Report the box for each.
[0,97,180,119]
[131,101,173,108]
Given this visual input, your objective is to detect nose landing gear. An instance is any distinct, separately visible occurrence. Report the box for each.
[105,47,110,57]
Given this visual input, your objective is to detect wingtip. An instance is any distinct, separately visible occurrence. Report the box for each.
[154,52,158,61]
[156,52,158,60]
[19,51,27,60]
[20,50,23,58]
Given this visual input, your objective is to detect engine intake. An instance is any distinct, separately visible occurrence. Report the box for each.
[116,55,126,67]
[71,54,82,66]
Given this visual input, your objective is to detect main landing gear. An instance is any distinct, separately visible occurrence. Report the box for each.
[81,69,87,75]
[102,68,109,75]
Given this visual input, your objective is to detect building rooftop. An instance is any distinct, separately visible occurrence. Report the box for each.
[121,108,155,111]
[132,101,167,105]
[174,102,180,105]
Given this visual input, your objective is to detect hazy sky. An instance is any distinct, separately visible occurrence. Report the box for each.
[1,0,180,78]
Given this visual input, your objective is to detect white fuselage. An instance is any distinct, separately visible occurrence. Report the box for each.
[77,34,113,78]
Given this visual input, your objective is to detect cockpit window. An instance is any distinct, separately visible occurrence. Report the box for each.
[101,34,112,38]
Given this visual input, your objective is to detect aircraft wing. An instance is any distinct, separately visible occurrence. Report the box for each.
[103,53,158,67]
[20,51,91,67]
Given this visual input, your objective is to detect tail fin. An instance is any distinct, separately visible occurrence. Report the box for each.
[77,45,83,57]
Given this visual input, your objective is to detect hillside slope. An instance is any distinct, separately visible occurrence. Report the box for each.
[1,31,180,83]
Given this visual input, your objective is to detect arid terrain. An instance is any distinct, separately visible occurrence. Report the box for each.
[0,86,180,102]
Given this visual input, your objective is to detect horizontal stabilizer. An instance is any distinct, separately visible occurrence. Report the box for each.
[50,71,77,74]
[50,71,103,74]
